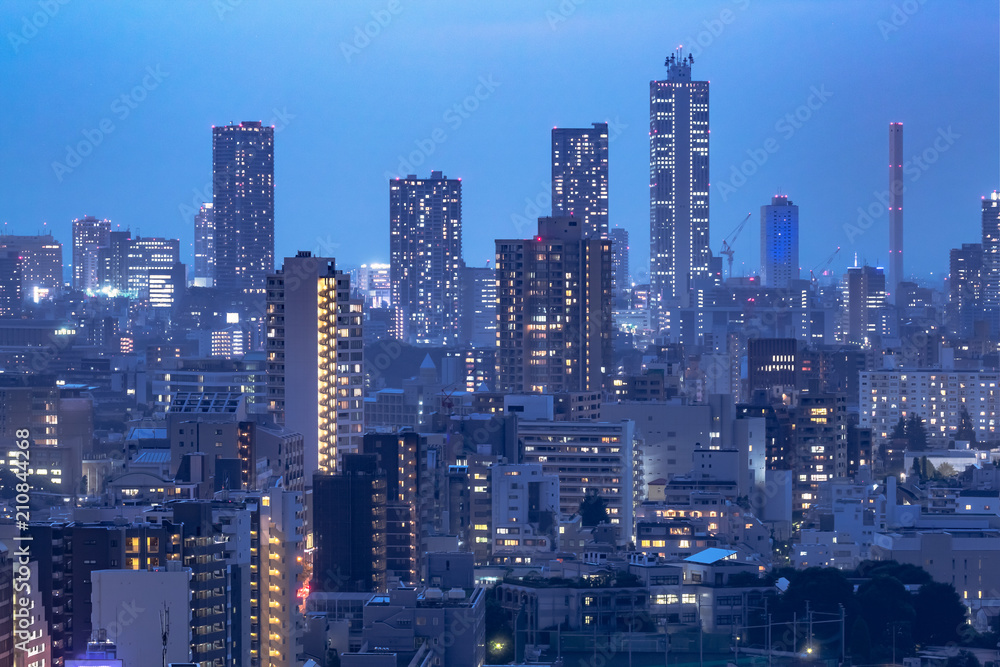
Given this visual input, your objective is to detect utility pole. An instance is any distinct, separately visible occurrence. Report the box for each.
[807,600,813,655]
[840,604,846,665]
[767,613,773,667]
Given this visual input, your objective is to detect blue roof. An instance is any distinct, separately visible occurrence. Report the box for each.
[134,449,171,464]
[684,548,738,565]
[126,427,167,441]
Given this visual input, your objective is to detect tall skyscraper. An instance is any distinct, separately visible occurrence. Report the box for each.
[266,252,364,478]
[495,216,613,394]
[312,454,387,593]
[760,195,799,288]
[949,242,983,335]
[552,122,609,239]
[982,192,1000,311]
[609,227,630,306]
[650,51,710,312]
[460,263,496,348]
[193,201,215,287]
[213,121,274,295]
[889,123,904,300]
[389,171,463,345]
[72,215,110,291]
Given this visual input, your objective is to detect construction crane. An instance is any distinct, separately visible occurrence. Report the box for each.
[719,213,752,279]
[809,246,841,283]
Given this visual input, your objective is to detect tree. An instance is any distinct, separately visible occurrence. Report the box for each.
[948,650,981,667]
[579,489,609,526]
[936,462,957,478]
[914,581,966,646]
[325,647,341,667]
[856,575,916,658]
[957,406,978,446]
[849,616,872,662]
[907,413,929,450]
[892,417,908,440]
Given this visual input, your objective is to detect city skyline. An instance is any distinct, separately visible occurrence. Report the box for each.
[1,1,996,285]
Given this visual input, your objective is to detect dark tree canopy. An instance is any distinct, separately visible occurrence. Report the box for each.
[579,489,609,526]
[914,581,967,645]
[849,616,872,662]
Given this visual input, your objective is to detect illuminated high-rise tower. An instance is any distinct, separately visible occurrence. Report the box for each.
[889,122,904,300]
[213,121,274,295]
[193,202,215,287]
[72,215,110,291]
[760,195,799,289]
[552,122,609,239]
[650,51,710,314]
[495,216,612,394]
[389,172,463,345]
[982,192,1000,310]
[266,252,364,478]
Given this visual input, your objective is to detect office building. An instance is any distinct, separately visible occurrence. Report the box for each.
[389,171,463,345]
[747,338,798,393]
[267,252,364,477]
[650,52,710,311]
[148,261,185,310]
[552,122,609,239]
[355,262,392,308]
[610,227,630,305]
[72,215,111,290]
[193,201,215,287]
[312,454,387,593]
[213,121,275,295]
[151,355,267,414]
[760,195,799,288]
[0,233,63,301]
[0,251,19,317]
[949,243,983,335]
[124,236,181,298]
[495,216,613,394]
[96,229,132,293]
[889,122,904,298]
[460,263,496,348]
[842,265,889,345]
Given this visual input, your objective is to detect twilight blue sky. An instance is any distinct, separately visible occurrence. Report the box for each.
[2,0,997,284]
